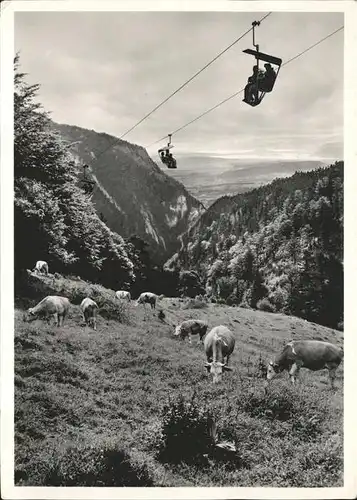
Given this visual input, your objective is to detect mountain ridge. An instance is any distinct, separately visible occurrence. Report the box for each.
[52,122,204,264]
[165,162,343,329]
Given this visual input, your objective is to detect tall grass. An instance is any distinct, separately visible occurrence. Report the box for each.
[14,275,344,487]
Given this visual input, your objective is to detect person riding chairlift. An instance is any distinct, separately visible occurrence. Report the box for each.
[259,63,277,92]
[167,152,176,168]
[160,151,167,164]
[243,65,264,105]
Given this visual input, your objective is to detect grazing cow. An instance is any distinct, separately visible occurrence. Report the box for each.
[267,340,343,389]
[33,260,49,275]
[80,297,99,330]
[174,319,208,345]
[204,326,235,384]
[135,292,157,310]
[115,290,131,301]
[26,295,70,327]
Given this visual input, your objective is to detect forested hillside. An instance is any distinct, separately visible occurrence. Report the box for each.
[14,56,137,292]
[166,163,343,329]
[14,56,197,296]
[52,123,204,264]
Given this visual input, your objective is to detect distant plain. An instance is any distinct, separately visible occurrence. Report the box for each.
[154,155,331,206]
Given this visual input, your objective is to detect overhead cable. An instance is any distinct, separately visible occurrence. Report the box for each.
[88,12,272,162]
[147,25,344,148]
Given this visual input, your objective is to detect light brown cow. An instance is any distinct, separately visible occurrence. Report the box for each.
[204,326,235,384]
[80,297,99,330]
[174,319,208,345]
[267,340,343,389]
[135,292,157,309]
[33,260,49,275]
[27,296,70,327]
[115,290,131,301]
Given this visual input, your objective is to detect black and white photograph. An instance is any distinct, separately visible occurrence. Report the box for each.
[1,0,356,498]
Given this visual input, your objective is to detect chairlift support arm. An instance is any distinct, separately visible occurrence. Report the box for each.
[252,21,260,52]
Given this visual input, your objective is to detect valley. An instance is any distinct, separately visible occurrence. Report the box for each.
[161,155,329,206]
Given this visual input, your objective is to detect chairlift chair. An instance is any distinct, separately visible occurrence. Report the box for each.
[243,21,282,107]
[158,134,177,169]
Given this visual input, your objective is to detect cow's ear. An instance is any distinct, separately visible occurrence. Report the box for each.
[223,365,233,372]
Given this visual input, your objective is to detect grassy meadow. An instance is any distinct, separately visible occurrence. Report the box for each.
[15,274,344,487]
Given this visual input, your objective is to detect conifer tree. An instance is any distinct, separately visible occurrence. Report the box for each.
[14,54,134,288]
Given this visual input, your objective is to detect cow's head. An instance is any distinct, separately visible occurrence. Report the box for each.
[266,360,280,380]
[174,325,182,338]
[24,308,36,322]
[205,361,233,384]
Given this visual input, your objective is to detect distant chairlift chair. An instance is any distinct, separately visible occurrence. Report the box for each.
[158,134,177,169]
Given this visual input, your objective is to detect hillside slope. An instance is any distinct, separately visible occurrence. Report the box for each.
[52,122,204,264]
[15,275,343,487]
[166,162,343,329]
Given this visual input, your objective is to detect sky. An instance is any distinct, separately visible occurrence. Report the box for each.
[15,10,344,161]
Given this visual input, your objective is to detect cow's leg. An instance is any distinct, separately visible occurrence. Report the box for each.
[53,312,59,327]
[328,366,337,389]
[288,362,300,384]
[93,316,97,331]
[59,314,64,327]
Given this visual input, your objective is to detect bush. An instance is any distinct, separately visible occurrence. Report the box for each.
[153,394,215,464]
[16,443,154,486]
[183,298,208,310]
[97,297,130,323]
[257,298,276,313]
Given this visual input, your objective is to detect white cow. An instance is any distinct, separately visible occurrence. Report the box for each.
[33,260,49,275]
[27,296,70,327]
[115,290,131,301]
[204,326,235,384]
[80,297,99,330]
[136,292,157,310]
[174,319,208,345]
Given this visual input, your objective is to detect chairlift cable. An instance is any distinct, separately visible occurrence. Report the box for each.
[118,12,272,141]
[147,25,344,147]
[84,13,272,164]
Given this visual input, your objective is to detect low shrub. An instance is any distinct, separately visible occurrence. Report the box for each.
[257,298,276,313]
[153,394,215,464]
[98,298,130,323]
